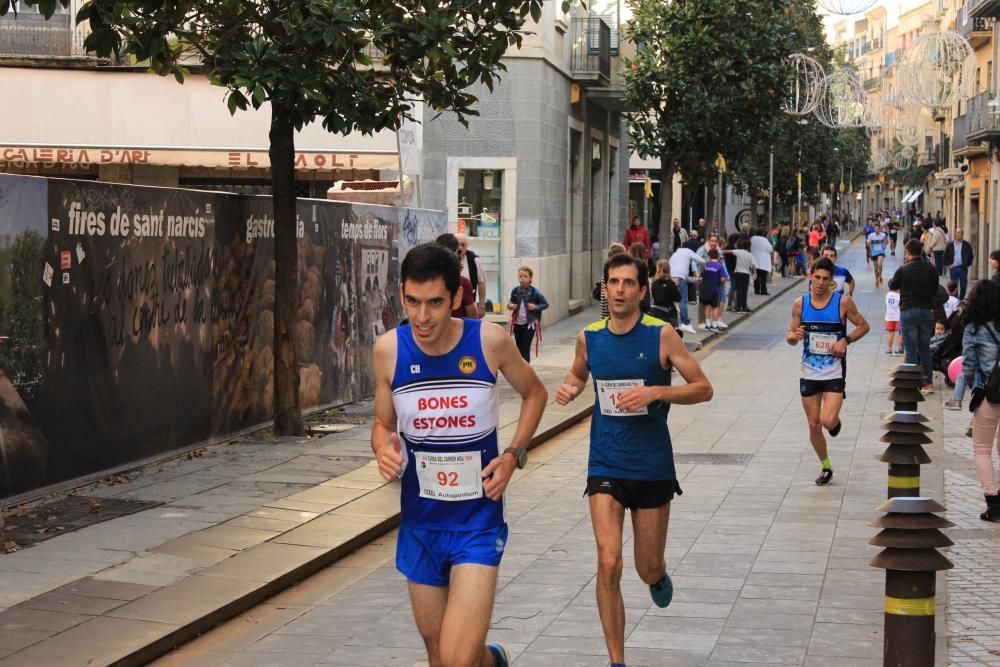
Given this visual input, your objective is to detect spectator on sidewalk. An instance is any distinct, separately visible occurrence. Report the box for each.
[436,233,478,318]
[671,218,688,254]
[884,288,903,356]
[961,278,1000,522]
[730,239,756,313]
[650,259,682,328]
[723,234,740,312]
[597,243,627,319]
[668,244,704,335]
[888,239,941,394]
[749,229,773,295]
[944,227,974,299]
[927,219,949,276]
[629,243,653,313]
[508,266,549,362]
[682,229,701,253]
[699,248,728,332]
[624,216,650,251]
[457,234,487,318]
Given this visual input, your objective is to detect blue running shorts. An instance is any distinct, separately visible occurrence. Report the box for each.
[396,523,508,587]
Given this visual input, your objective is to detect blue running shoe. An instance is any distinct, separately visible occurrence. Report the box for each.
[487,642,510,667]
[650,572,673,608]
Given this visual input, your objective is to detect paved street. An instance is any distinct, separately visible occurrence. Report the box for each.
[148,239,1000,666]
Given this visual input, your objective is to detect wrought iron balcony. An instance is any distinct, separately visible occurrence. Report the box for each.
[970,0,1000,19]
[953,112,988,158]
[864,76,881,92]
[571,18,611,86]
[958,11,995,47]
[0,11,88,58]
[967,90,1000,141]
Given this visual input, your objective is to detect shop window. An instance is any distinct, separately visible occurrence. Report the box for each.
[457,169,502,238]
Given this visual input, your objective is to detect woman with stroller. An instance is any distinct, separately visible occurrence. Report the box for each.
[961,279,1000,522]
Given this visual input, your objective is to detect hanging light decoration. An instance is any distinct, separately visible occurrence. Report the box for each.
[900,145,915,159]
[898,32,973,109]
[814,67,868,128]
[783,53,826,116]
[894,153,912,171]
[816,0,878,15]
[870,152,889,171]
[882,80,907,110]
[893,115,921,145]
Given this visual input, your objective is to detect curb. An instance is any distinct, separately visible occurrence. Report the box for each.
[0,401,593,667]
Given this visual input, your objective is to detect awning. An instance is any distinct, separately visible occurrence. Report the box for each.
[902,189,923,204]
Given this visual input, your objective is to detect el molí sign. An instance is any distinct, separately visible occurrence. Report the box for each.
[0,146,398,171]
[0,174,423,500]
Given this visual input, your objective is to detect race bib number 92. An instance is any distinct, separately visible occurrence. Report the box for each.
[415,451,483,501]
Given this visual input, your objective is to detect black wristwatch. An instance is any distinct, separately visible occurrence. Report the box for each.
[503,447,528,469]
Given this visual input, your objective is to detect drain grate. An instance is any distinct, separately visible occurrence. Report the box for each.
[675,453,753,465]
[2,496,160,552]
[712,333,784,350]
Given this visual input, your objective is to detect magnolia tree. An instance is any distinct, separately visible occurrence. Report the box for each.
[3,0,546,435]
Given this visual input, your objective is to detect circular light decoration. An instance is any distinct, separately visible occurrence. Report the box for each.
[900,145,915,159]
[882,80,907,110]
[898,32,974,109]
[783,54,826,116]
[894,153,912,171]
[894,120,921,146]
[870,152,889,171]
[814,67,868,128]
[817,0,878,15]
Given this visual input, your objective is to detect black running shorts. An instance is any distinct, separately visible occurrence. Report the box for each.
[585,477,682,510]
[799,377,846,398]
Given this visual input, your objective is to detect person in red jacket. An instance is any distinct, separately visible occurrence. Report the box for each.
[624,216,650,251]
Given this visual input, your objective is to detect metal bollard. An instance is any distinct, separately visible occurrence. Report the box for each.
[888,363,925,412]
[869,497,953,667]
[880,411,932,498]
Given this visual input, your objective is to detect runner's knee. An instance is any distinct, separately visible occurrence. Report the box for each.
[636,559,666,585]
[597,553,623,583]
[437,636,480,667]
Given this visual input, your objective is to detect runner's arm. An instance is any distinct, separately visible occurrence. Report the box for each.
[555,330,590,404]
[371,332,404,481]
[614,326,713,411]
[785,298,805,345]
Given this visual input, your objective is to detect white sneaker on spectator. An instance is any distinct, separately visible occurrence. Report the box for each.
[679,323,696,334]
[715,320,729,329]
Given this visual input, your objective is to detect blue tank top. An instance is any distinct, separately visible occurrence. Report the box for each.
[585,314,675,481]
[391,319,503,531]
[801,291,846,380]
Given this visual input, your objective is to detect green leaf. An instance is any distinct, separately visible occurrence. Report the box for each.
[252,84,266,107]
[529,3,541,23]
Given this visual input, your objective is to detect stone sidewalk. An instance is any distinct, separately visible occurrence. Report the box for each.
[0,258,806,665]
[147,236,998,666]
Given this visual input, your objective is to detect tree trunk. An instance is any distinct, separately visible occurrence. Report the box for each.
[657,155,676,242]
[270,107,304,436]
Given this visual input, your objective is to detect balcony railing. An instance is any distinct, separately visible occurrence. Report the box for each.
[957,13,995,38]
[863,76,881,92]
[571,18,610,84]
[970,0,1000,19]
[967,90,1000,139]
[953,112,970,149]
[0,11,89,57]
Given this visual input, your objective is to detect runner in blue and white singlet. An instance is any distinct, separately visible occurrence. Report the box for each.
[372,242,547,667]
[868,228,889,286]
[787,257,870,486]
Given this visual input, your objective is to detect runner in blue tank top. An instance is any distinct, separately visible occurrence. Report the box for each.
[786,257,869,485]
[556,254,713,667]
[372,243,547,667]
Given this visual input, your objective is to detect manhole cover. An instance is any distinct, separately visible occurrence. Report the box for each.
[1,496,160,553]
[675,453,753,465]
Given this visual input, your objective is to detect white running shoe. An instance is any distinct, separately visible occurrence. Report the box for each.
[701,322,714,330]
[715,320,729,329]
[679,323,697,334]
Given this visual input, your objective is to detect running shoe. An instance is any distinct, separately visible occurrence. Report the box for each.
[893,349,904,356]
[649,572,673,608]
[679,323,697,334]
[487,643,510,667]
[815,469,833,486]
[884,349,894,355]
[827,420,842,438]
[944,399,962,411]
[715,320,729,329]
[701,322,715,331]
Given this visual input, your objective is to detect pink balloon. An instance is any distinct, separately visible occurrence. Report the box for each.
[948,356,964,384]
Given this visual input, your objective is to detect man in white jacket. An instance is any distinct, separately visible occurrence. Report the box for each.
[668,246,705,334]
